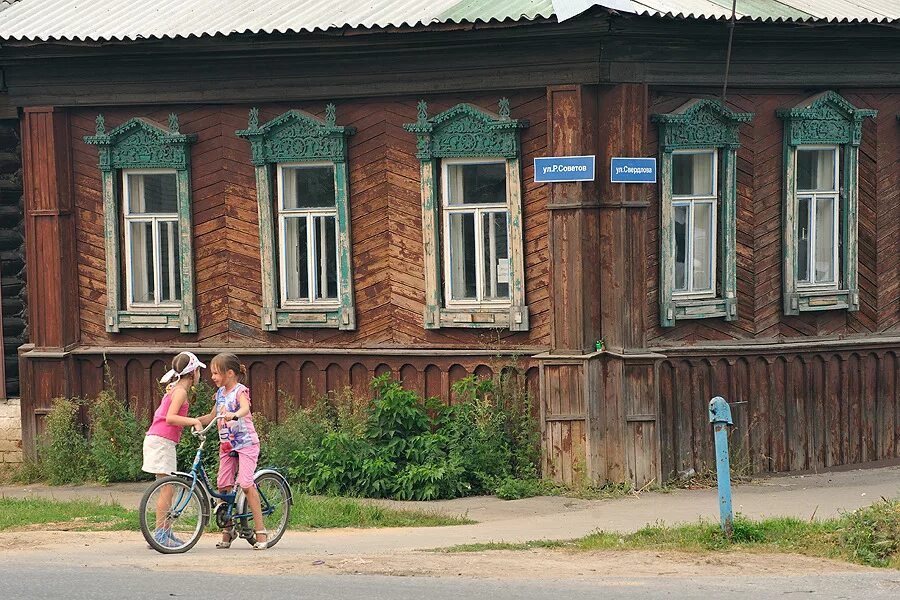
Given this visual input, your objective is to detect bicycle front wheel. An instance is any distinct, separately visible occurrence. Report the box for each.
[237,471,291,548]
[139,476,208,554]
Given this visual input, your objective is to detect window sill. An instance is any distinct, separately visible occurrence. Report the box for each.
[664,297,736,326]
[428,306,529,331]
[110,310,195,333]
[786,289,856,314]
[267,307,355,330]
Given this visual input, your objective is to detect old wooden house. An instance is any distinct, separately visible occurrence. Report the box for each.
[1,1,898,486]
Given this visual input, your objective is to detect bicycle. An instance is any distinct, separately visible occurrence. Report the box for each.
[139,415,293,554]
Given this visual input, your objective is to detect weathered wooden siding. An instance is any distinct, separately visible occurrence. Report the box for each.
[646,89,900,344]
[71,92,551,350]
[658,346,900,479]
[70,351,539,428]
[644,88,900,478]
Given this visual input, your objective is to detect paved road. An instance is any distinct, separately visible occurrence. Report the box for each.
[2,563,899,599]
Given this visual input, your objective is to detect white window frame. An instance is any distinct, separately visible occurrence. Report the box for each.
[794,144,840,290]
[440,157,511,310]
[671,149,718,300]
[122,168,181,311]
[276,162,341,309]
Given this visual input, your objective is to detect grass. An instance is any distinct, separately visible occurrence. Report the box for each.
[440,501,900,570]
[0,498,139,531]
[0,492,471,533]
[289,494,472,529]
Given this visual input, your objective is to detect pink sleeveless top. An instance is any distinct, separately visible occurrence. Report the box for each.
[146,389,189,443]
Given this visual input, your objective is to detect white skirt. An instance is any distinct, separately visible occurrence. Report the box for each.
[142,435,178,475]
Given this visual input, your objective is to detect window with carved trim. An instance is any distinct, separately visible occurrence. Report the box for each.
[652,99,752,327]
[405,100,529,331]
[276,163,339,306]
[84,115,198,332]
[778,91,876,315]
[237,106,356,330]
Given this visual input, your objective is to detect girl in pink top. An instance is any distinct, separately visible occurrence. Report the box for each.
[141,351,207,548]
[203,353,268,550]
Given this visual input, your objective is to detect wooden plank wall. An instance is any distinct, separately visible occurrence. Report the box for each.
[645,88,900,478]
[658,348,900,478]
[646,89,900,343]
[70,91,551,350]
[72,352,540,426]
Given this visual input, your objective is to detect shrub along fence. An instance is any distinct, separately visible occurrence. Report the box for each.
[22,368,542,500]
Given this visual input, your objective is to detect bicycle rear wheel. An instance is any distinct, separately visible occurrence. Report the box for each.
[139,476,208,554]
[237,471,291,548]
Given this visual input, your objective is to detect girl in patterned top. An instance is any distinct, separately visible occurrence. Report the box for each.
[204,353,268,550]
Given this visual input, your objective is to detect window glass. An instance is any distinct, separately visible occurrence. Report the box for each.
[797,196,810,283]
[482,211,510,300]
[447,162,506,206]
[797,148,836,192]
[158,220,181,303]
[815,196,835,283]
[692,202,714,292]
[314,215,338,300]
[128,173,177,214]
[283,217,309,301]
[448,212,477,300]
[674,204,688,291]
[129,221,155,304]
[283,166,336,209]
[672,152,714,197]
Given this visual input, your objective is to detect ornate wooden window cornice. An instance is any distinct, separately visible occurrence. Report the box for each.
[236,106,357,330]
[404,99,530,331]
[83,114,198,332]
[652,99,753,328]
[777,91,877,315]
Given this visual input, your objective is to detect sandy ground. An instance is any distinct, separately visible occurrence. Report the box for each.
[0,530,876,581]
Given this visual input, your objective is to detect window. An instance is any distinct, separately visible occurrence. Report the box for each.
[83,115,197,332]
[443,160,510,305]
[405,100,529,330]
[123,171,182,308]
[672,150,717,297]
[277,164,339,306]
[653,100,753,327]
[795,147,839,287]
[237,106,356,330]
[778,91,876,315]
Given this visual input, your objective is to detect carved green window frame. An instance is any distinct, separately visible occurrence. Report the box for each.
[777,91,876,315]
[237,106,356,330]
[83,115,198,332]
[404,100,529,331]
[652,99,753,328]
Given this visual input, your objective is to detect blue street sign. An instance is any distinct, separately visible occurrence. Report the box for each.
[534,155,595,183]
[610,157,657,183]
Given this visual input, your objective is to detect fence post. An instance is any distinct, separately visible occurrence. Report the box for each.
[708,395,734,538]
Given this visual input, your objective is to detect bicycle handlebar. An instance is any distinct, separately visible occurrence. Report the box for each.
[191,414,237,437]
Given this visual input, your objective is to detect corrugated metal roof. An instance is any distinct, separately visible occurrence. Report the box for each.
[0,0,895,42]
[0,0,555,41]
[555,0,900,22]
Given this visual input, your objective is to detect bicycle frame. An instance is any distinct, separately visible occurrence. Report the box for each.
[169,420,282,525]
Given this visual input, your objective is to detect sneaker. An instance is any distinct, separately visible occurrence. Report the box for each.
[153,528,178,548]
[167,530,186,546]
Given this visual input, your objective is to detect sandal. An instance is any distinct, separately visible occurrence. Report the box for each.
[253,529,269,550]
[216,527,236,549]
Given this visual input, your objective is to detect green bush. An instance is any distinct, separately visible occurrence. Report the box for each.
[280,369,541,501]
[88,387,148,484]
[840,499,900,567]
[42,397,91,485]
